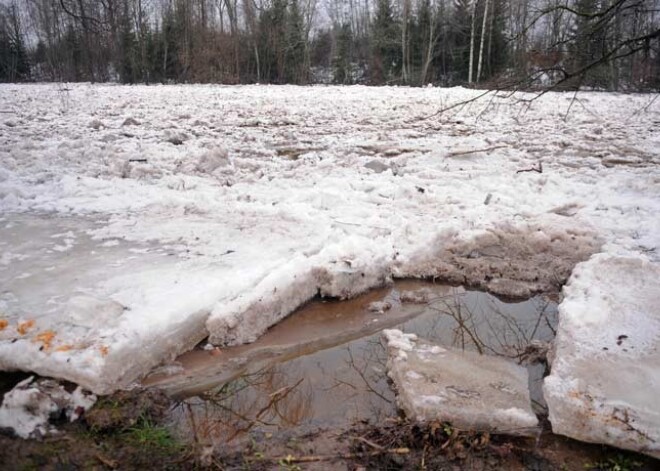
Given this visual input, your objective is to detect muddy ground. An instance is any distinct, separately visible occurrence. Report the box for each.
[0,386,657,471]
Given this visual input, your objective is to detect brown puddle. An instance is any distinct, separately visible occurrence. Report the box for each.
[145,281,557,447]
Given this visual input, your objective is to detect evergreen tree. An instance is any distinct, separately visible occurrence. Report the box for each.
[119,4,138,84]
[371,0,400,83]
[286,0,307,83]
[0,3,30,82]
[571,0,607,87]
[333,23,354,84]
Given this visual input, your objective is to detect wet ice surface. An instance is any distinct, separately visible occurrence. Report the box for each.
[0,213,209,392]
[148,281,557,446]
[0,213,169,322]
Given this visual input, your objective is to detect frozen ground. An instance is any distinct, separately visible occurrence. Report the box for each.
[0,84,658,448]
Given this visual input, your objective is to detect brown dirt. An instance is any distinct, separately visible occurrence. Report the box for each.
[208,418,658,471]
[0,388,657,470]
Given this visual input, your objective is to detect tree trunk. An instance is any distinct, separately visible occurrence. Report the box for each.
[476,0,489,82]
[468,0,477,83]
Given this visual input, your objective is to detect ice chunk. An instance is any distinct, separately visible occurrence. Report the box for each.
[384,329,538,436]
[544,254,660,458]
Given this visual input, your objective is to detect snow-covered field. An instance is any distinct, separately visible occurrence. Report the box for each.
[0,84,659,452]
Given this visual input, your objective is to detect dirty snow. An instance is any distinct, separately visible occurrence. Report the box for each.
[0,84,658,396]
[0,376,96,438]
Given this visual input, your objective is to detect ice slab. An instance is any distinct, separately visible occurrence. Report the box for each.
[383,329,539,436]
[0,214,391,394]
[544,255,660,458]
[0,214,215,393]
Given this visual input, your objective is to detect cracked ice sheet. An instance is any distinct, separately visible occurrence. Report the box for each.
[0,84,659,394]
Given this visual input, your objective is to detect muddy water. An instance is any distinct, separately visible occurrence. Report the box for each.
[145,281,557,446]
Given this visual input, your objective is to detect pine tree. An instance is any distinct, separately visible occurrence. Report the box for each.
[286,0,307,83]
[0,3,30,82]
[333,23,354,84]
[371,0,400,83]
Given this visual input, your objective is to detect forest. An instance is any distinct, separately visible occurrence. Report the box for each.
[0,0,659,90]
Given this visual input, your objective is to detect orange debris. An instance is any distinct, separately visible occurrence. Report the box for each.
[17,320,35,336]
[0,319,7,331]
[34,330,56,350]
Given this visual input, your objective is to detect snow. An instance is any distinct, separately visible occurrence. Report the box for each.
[0,376,96,438]
[0,84,658,398]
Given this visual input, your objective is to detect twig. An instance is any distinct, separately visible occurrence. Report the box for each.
[95,453,118,469]
[351,435,385,451]
[410,89,495,122]
[627,93,660,122]
[268,448,410,463]
[446,145,507,158]
[516,163,543,174]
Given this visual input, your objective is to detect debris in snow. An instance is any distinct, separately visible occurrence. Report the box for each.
[383,329,538,436]
[165,131,187,146]
[446,145,508,158]
[0,377,96,439]
[364,160,390,174]
[122,117,140,126]
[89,119,104,130]
[516,162,543,174]
[544,254,660,459]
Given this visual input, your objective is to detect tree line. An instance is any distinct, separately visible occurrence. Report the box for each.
[1,0,658,90]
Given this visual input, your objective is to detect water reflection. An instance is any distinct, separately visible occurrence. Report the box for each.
[164,282,557,447]
[179,365,314,445]
[417,290,556,359]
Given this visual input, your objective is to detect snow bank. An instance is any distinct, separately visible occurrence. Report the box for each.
[544,254,660,458]
[0,84,658,400]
